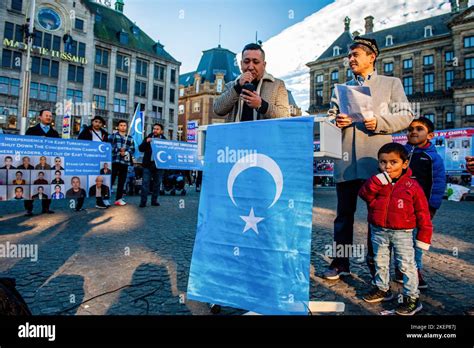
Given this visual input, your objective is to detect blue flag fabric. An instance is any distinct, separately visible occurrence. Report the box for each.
[187,116,314,315]
[129,109,144,159]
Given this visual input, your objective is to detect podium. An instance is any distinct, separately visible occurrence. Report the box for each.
[195,116,345,315]
[197,115,342,161]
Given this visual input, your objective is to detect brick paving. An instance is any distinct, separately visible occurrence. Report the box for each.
[0,187,472,315]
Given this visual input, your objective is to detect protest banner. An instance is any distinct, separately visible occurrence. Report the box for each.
[151,139,203,171]
[0,134,111,201]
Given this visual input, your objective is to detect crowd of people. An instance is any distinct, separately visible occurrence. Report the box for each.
[0,39,472,316]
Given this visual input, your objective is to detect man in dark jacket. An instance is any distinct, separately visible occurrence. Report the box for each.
[24,109,59,216]
[138,123,166,207]
[78,115,109,142]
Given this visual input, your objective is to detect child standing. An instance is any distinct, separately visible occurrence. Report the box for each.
[359,143,432,315]
[401,117,446,289]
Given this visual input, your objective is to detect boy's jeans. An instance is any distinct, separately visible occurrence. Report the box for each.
[371,224,420,299]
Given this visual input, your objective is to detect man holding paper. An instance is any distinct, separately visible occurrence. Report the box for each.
[323,36,414,280]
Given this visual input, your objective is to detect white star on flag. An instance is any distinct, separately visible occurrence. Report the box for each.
[240,207,264,235]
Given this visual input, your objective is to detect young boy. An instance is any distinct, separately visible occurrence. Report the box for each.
[400,117,446,289]
[359,143,432,315]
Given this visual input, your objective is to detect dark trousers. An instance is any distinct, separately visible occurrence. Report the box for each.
[112,163,128,201]
[140,167,163,204]
[333,179,374,270]
[76,197,85,210]
[24,199,51,213]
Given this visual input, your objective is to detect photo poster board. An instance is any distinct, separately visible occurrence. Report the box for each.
[0,134,112,201]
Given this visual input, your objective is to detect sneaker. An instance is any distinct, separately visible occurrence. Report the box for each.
[42,210,54,214]
[418,270,428,290]
[75,208,86,212]
[394,268,403,284]
[363,288,394,303]
[103,200,111,207]
[395,297,422,316]
[151,202,160,206]
[139,203,146,208]
[24,211,34,217]
[322,262,351,280]
[96,201,107,209]
[114,199,127,206]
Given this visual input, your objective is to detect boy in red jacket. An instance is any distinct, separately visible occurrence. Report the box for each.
[359,143,432,315]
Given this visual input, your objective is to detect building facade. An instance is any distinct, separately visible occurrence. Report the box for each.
[178,45,301,140]
[0,0,180,139]
[307,1,474,130]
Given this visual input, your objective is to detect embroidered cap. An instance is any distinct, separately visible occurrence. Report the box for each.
[352,36,379,56]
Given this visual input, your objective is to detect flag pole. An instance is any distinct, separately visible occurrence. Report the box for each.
[127,103,140,137]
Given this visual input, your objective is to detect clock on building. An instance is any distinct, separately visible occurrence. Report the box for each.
[37,8,62,31]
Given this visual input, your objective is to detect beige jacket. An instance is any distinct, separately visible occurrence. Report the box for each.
[213,72,290,122]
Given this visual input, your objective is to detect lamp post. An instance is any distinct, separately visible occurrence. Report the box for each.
[177,128,183,141]
[19,0,36,135]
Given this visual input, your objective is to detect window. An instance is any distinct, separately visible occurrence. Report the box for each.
[423,55,434,66]
[445,70,454,89]
[333,46,340,56]
[154,64,165,80]
[11,0,22,11]
[424,26,433,38]
[178,104,184,114]
[446,112,453,123]
[41,58,50,76]
[66,89,83,103]
[95,47,109,66]
[1,49,21,70]
[32,57,40,74]
[0,77,20,96]
[43,33,52,50]
[316,74,324,83]
[4,22,14,40]
[385,35,393,46]
[119,31,128,45]
[169,88,175,103]
[33,29,42,47]
[169,108,175,121]
[158,107,163,119]
[30,82,38,99]
[464,36,474,48]
[153,85,164,101]
[403,76,413,96]
[49,85,57,102]
[75,18,84,31]
[170,69,176,83]
[316,89,323,97]
[68,65,84,83]
[39,84,48,100]
[114,98,127,113]
[136,59,148,76]
[331,70,338,81]
[135,80,147,97]
[179,87,185,96]
[424,73,434,93]
[50,61,59,78]
[424,113,435,123]
[93,95,106,110]
[346,69,352,80]
[52,35,60,51]
[115,76,128,94]
[465,57,474,80]
[384,62,394,73]
[78,43,86,58]
[445,51,454,63]
[193,102,200,113]
[466,105,474,116]
[403,58,413,69]
[94,71,107,89]
[116,54,129,72]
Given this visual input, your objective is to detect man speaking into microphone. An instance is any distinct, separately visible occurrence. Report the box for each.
[213,43,290,122]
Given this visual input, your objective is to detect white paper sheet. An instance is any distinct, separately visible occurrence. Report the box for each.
[335,84,374,122]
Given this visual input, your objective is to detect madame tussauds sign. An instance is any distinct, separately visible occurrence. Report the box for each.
[3,38,88,65]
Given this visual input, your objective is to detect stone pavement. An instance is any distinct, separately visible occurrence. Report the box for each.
[0,187,473,315]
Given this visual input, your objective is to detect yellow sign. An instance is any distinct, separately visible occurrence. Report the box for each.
[3,38,88,65]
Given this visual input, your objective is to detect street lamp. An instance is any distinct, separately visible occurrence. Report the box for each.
[19,0,36,135]
[177,129,183,141]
